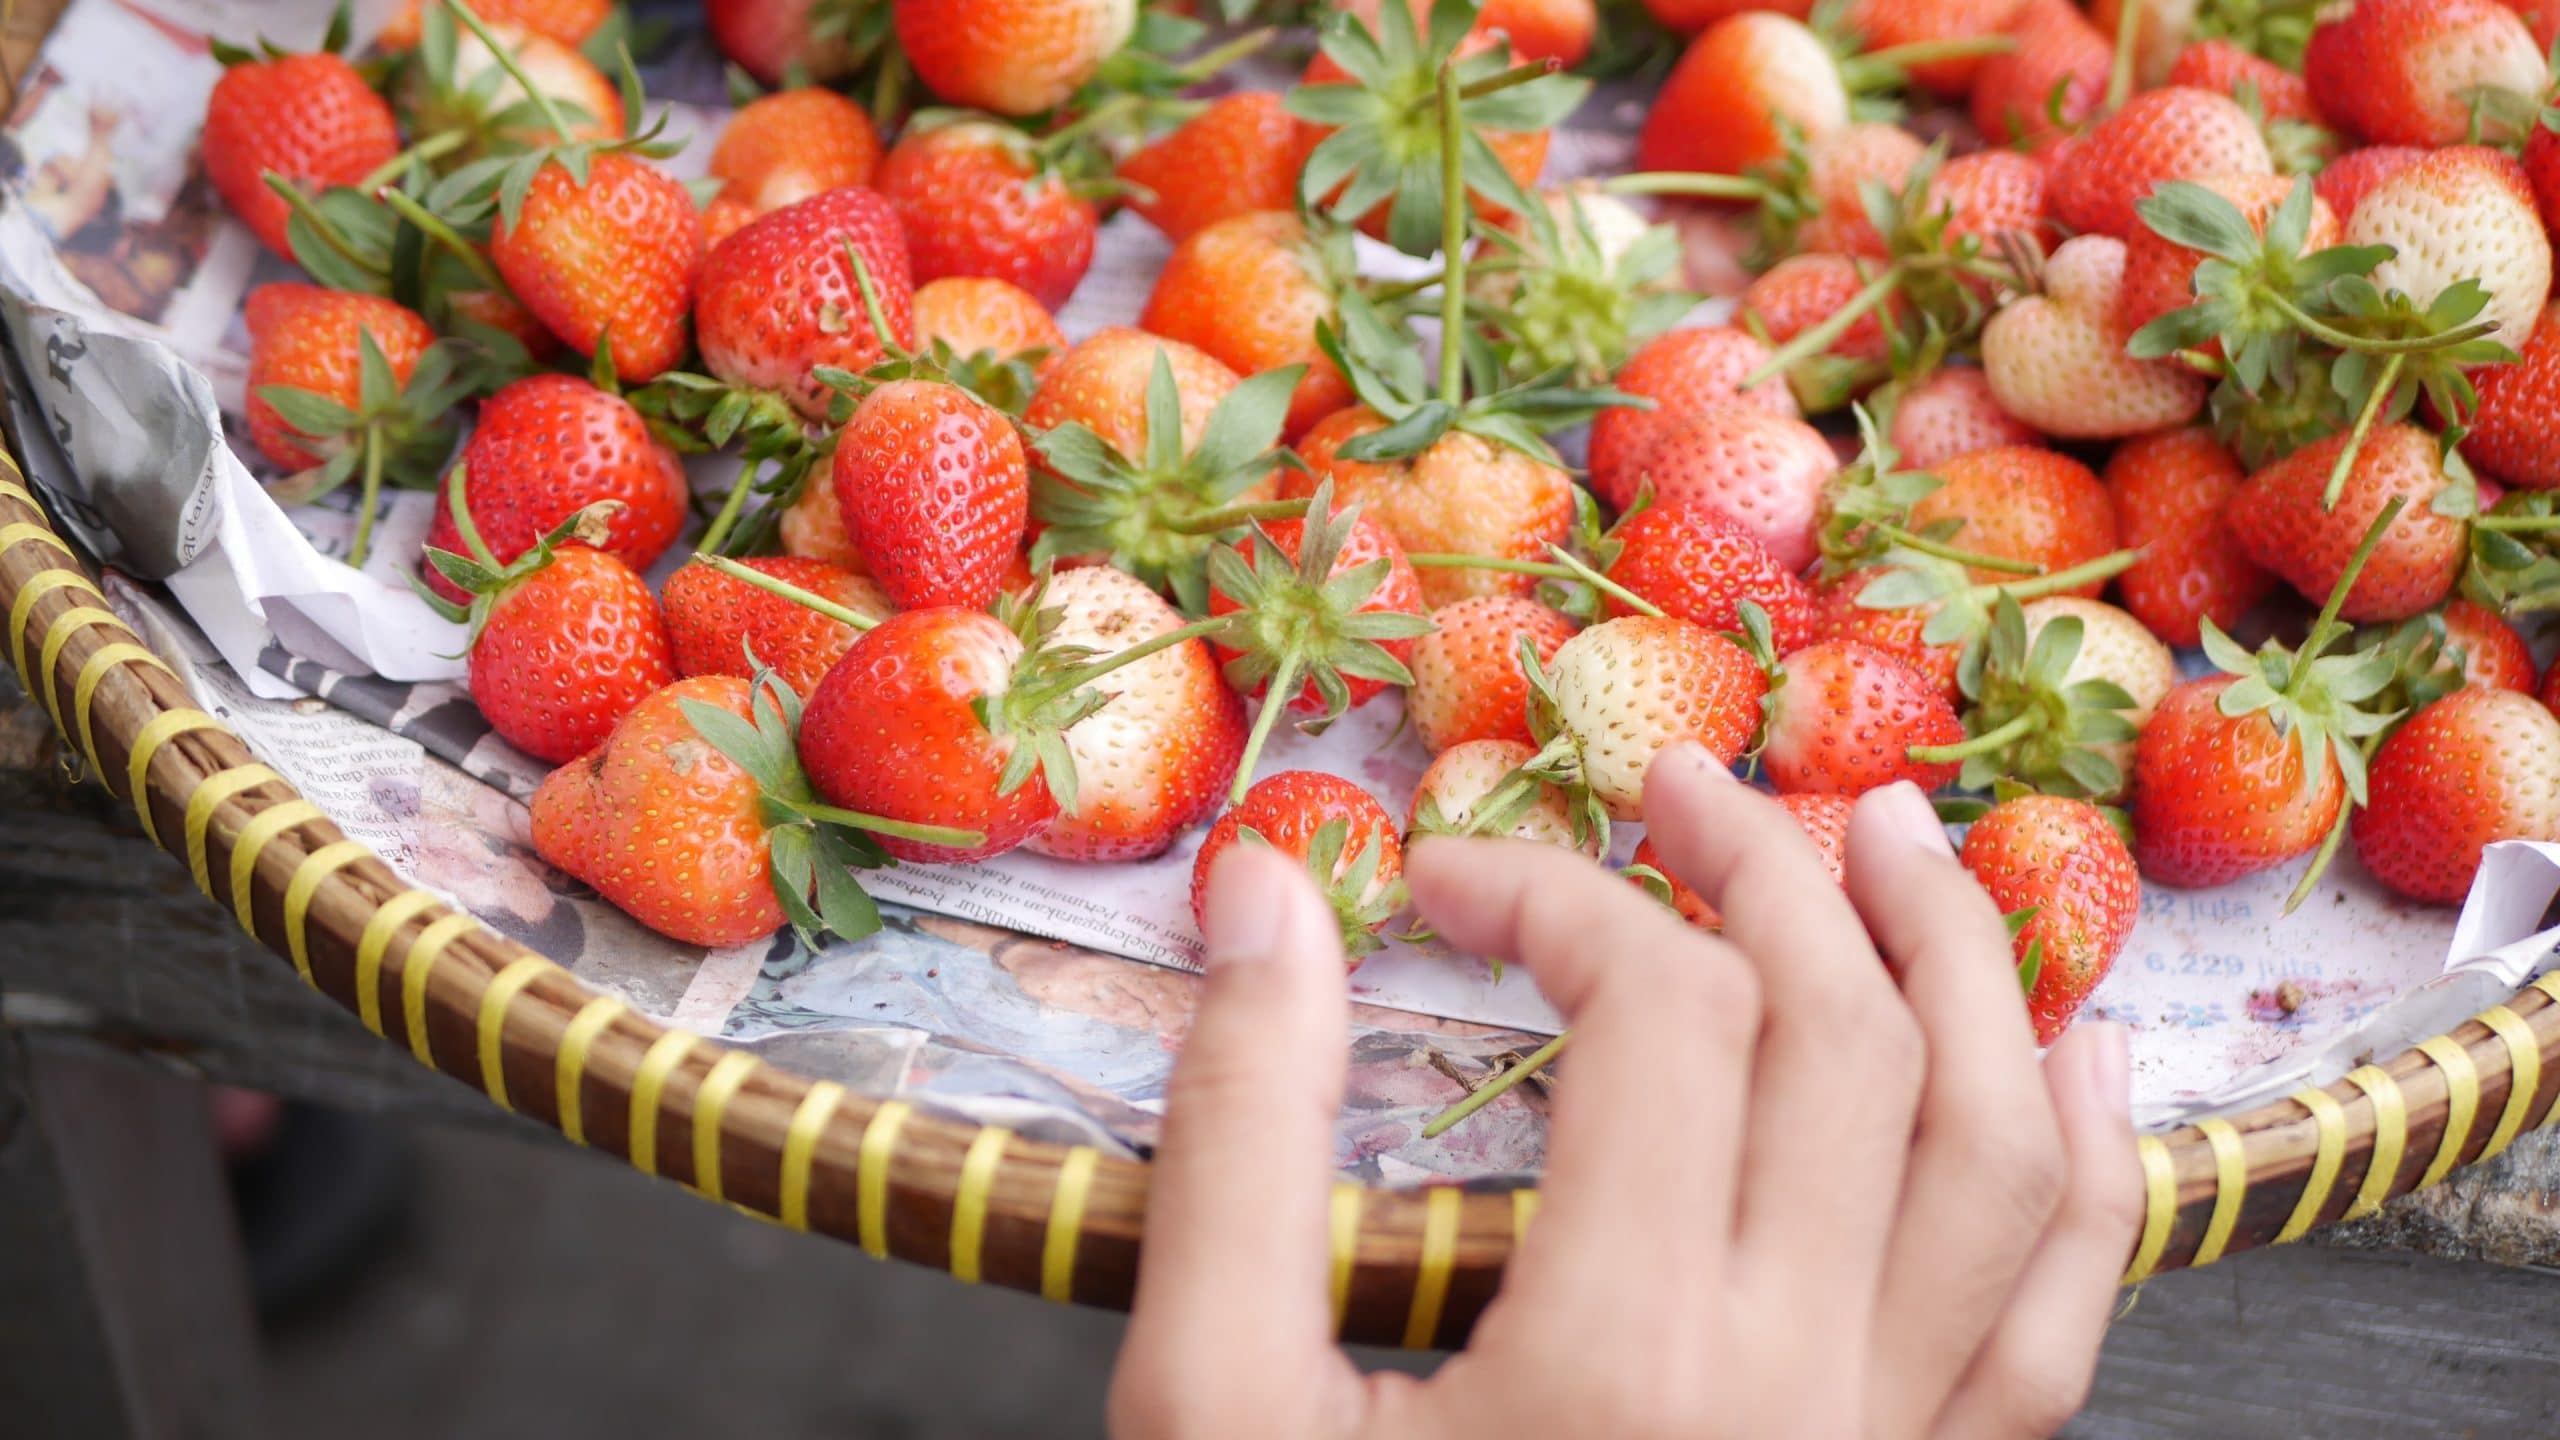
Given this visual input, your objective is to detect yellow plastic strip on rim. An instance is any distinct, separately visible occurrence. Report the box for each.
[351,890,440,1036]
[8,568,102,686]
[2276,1087,2348,1244]
[949,1126,1013,1285]
[399,914,477,1065]
[2122,1136,2177,1284]
[225,799,322,934]
[692,1051,761,1203]
[1401,1187,1462,1350]
[1329,1183,1362,1333]
[0,522,76,562]
[857,1101,913,1260]
[123,708,219,847]
[34,604,117,735]
[281,840,370,986]
[184,764,281,898]
[2190,1120,2247,1268]
[780,1081,847,1233]
[2477,1007,2543,1154]
[1511,1188,1541,1250]
[474,956,555,1109]
[553,997,627,1146]
[71,641,171,773]
[1040,1147,1099,1303]
[2415,1036,2481,1190]
[0,471,36,507]
[2342,1065,2408,1222]
[628,1031,701,1178]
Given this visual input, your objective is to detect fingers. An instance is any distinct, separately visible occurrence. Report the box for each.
[1930,1023,2142,1440]
[1639,755,1922,1332]
[1404,832,1757,1322]
[1110,845,1360,1440]
[1852,785,2067,1437]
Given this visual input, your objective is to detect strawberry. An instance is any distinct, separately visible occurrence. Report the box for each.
[1771,122,1930,259]
[202,29,398,261]
[1206,490,1432,728]
[1483,0,1600,64]
[1960,795,2139,1044]
[2462,302,2560,492]
[1885,366,2042,467]
[403,13,623,156]
[2228,423,2468,621]
[1409,739,1596,853]
[1602,504,1818,653]
[2166,39,2326,125]
[2352,687,2560,903]
[2315,144,2428,223]
[1742,252,1899,371]
[2525,125,2560,240]
[420,374,687,606]
[1024,566,1248,862]
[2543,654,2560,718]
[2431,598,2538,691]
[1982,235,2209,439]
[1118,92,1313,243]
[2305,0,2545,147]
[1287,412,1575,607]
[829,379,1029,611]
[1848,0,2027,94]
[1026,327,1239,462]
[1638,14,1850,177]
[2105,426,2276,647]
[1189,771,1406,961]
[1405,593,1580,753]
[913,276,1066,366]
[380,0,606,49]
[1629,792,1852,928]
[1812,568,1966,701]
[423,501,677,765]
[2359,597,2542,714]
[709,88,883,215]
[707,0,870,86]
[1928,594,2170,798]
[1907,444,2121,590]
[1606,403,1839,570]
[877,117,1101,312]
[1141,211,1354,441]
[492,153,699,384]
[1970,0,2111,150]
[1476,183,1690,387]
[530,674,892,948]
[2046,87,2275,243]
[1761,639,1966,796]
[893,0,1137,118]
[2344,145,2552,354]
[700,193,758,255]
[1517,614,1768,828]
[2117,173,2341,335]
[1587,326,1800,507]
[663,555,889,699]
[2133,675,2351,887]
[1643,0,1815,34]
[695,184,917,419]
[779,479,869,572]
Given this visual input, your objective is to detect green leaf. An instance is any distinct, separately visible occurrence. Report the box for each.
[255,385,361,438]
[2136,181,2262,264]
[1190,364,1304,481]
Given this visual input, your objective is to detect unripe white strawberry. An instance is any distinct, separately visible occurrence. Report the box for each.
[1539,615,1767,820]
[2020,596,2177,775]
[2346,145,2553,355]
[1982,234,2208,439]
[1409,739,1598,855]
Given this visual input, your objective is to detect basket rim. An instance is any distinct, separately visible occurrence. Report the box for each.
[3,445,2557,1346]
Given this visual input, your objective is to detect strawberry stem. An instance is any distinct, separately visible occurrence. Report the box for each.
[695,460,760,556]
[2104,0,2143,113]
[1421,1031,1569,1138]
[1602,172,1768,200]
[378,186,510,291]
[2321,351,2402,512]
[1906,709,2038,764]
[1161,498,1311,535]
[350,424,386,567]
[444,0,582,147]
[2262,292,2501,356]
[264,175,382,280]
[2296,495,2406,676]
[1437,56,1469,411]
[793,801,987,849]
[846,246,913,364]
[1014,615,1233,713]
[1970,547,2143,602]
[1838,35,2015,92]
[1228,651,1306,806]
[354,130,468,193]
[2281,730,2379,914]
[1879,524,2044,575]
[2473,513,2560,532]
[692,553,881,631]
[444,463,501,570]
[1544,543,1662,617]
[1740,264,1901,390]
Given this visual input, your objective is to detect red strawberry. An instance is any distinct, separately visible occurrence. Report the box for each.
[1286,412,1574,608]
[381,0,607,48]
[421,374,687,606]
[877,118,1099,312]
[1405,594,1581,753]
[203,45,398,260]
[695,184,917,420]
[242,284,440,472]
[1961,795,2139,1043]
[425,505,678,766]
[1603,504,1818,652]
[710,88,883,215]
[2046,87,2274,243]
[1606,403,1839,571]
[663,555,890,698]
[491,154,698,383]
[1643,0,1815,34]
[2463,302,2560,492]
[1784,122,1929,258]
[1983,234,2209,439]
[2227,423,2468,621]
[1024,566,1248,862]
[831,379,1030,610]
[1483,0,1600,64]
[1812,568,1964,700]
[2118,173,2342,336]
[1761,639,1965,796]
[1908,445,2120,591]
[2167,39,2326,125]
[913,276,1066,365]
[1588,326,1800,505]
[2424,598,2540,692]
[1848,0,2027,94]
[1970,0,2111,150]
[2352,687,2560,903]
[1142,211,1354,441]
[1118,93,1313,244]
[2305,0,2545,146]
[1630,792,1852,928]
[1527,614,1769,820]
[2345,145,2552,354]
[893,0,1136,118]
[2525,125,2560,240]
[1742,252,1898,367]
[2106,426,2275,647]
[1189,771,1406,961]
[1639,14,1850,177]
[1886,366,2043,467]
[1409,739,1595,853]
[2315,144,2429,223]
[2542,654,2560,718]
[707,0,861,86]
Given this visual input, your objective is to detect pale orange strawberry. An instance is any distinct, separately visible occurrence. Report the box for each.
[2019,595,2178,777]
[1024,327,1240,462]
[1910,445,2120,591]
[1609,403,1840,571]
[2167,39,2326,125]
[1742,252,1898,367]
[1638,13,1850,176]
[1540,615,1769,818]
[1588,327,1799,506]
[378,0,608,48]
[1141,211,1352,441]
[892,0,1137,117]
[1287,411,1575,607]
[2346,145,2552,353]
[2047,87,2274,242]
[2105,426,2274,647]
[1849,0,2026,92]
[1483,0,1600,64]
[779,479,869,573]
[1119,93,1312,245]
[1971,0,2111,149]
[411,21,623,151]
[911,276,1066,366]
[1887,367,2043,467]
[1981,235,2207,439]
[709,88,883,215]
[1643,0,1816,33]
[2227,423,2469,621]
[1791,123,1930,258]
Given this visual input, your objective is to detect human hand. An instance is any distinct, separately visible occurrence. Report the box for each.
[1110,742,2142,1439]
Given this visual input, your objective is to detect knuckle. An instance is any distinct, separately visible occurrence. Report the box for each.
[1979,1336,2097,1436]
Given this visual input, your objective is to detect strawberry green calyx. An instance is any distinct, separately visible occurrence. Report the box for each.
[259,329,475,568]
[1286,0,1589,258]
[267,174,542,379]
[630,371,818,557]
[1815,408,2042,581]
[209,0,356,66]
[1032,352,1308,613]
[422,0,683,229]
[981,588,1237,816]
[1854,547,2146,665]
[1246,816,1406,959]
[416,465,621,638]
[1908,596,2143,799]
[2465,489,2560,613]
[1482,189,1696,387]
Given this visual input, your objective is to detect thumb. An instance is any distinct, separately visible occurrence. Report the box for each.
[1113,843,1355,1434]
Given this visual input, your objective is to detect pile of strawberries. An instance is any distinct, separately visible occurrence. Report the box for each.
[204,0,2560,1046]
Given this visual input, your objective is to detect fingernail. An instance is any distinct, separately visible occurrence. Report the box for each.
[1201,849,1286,969]
[1866,781,1954,858]
[2087,1022,2131,1114]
